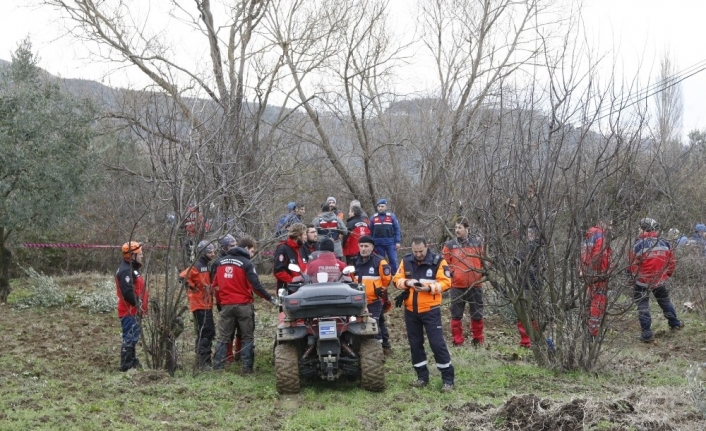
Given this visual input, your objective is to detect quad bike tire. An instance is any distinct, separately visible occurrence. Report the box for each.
[359,338,385,392]
[274,343,301,394]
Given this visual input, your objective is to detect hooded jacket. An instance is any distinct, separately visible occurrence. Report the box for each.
[212,247,273,305]
[580,226,612,280]
[273,237,309,290]
[628,231,675,288]
[305,251,348,282]
[342,214,371,257]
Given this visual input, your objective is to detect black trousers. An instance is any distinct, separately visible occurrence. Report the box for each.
[404,307,454,384]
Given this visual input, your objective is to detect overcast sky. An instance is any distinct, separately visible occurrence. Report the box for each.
[1,0,704,140]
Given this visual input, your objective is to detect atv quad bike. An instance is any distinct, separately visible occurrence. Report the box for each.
[274,265,385,394]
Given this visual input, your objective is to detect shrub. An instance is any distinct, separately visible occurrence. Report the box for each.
[15,268,66,309]
[686,362,706,417]
[79,279,117,313]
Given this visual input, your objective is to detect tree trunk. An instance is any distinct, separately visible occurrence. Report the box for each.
[0,226,11,303]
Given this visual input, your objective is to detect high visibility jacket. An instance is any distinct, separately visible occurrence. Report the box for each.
[115,259,149,318]
[212,247,272,305]
[392,250,451,313]
[442,236,484,288]
[580,226,612,278]
[180,255,213,312]
[354,253,392,304]
[628,231,675,288]
[273,238,309,290]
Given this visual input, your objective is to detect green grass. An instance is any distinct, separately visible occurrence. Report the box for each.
[1,273,705,430]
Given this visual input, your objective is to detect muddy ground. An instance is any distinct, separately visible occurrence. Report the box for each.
[1,297,706,430]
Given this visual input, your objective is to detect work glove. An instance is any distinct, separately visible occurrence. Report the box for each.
[270,298,280,307]
[375,287,385,298]
[394,290,410,308]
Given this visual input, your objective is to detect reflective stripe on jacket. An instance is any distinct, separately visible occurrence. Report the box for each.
[392,250,451,313]
[354,253,392,304]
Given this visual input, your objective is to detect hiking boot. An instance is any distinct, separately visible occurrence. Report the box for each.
[409,379,428,388]
[638,334,655,343]
[471,338,483,347]
[670,322,684,331]
[383,347,393,357]
[242,367,254,375]
[441,383,455,393]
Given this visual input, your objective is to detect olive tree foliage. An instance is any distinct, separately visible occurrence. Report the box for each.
[0,39,96,303]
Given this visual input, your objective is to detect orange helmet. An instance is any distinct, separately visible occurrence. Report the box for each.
[122,241,142,259]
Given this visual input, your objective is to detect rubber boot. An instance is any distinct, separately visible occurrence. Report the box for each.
[120,346,131,372]
[450,318,464,346]
[241,340,255,374]
[234,335,242,362]
[121,346,140,371]
[197,337,213,369]
[470,319,485,345]
[517,321,531,348]
[213,342,229,370]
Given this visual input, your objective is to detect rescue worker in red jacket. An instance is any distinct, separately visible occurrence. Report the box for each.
[393,236,455,392]
[115,241,149,372]
[305,238,347,282]
[628,218,682,343]
[342,205,372,265]
[212,237,277,372]
[274,223,310,292]
[216,234,241,362]
[580,215,612,338]
[180,240,217,368]
[442,217,486,346]
[354,235,392,351]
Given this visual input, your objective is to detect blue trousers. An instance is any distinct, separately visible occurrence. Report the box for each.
[634,284,681,337]
[374,243,398,275]
[404,307,454,385]
[120,315,141,348]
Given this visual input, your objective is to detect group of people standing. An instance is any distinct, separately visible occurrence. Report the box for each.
[113,201,685,391]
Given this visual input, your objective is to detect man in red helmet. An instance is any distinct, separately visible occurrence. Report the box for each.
[115,241,149,371]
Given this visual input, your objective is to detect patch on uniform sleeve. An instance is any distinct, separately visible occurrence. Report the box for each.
[382,265,391,276]
[124,276,131,283]
[443,265,451,278]
[278,254,284,262]
[253,267,257,274]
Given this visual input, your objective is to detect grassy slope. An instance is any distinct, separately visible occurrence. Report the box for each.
[1,274,705,430]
